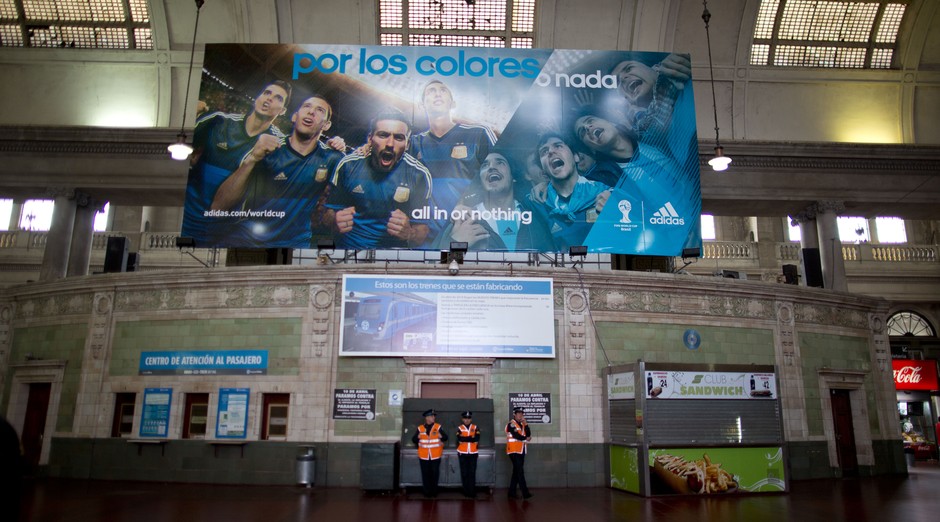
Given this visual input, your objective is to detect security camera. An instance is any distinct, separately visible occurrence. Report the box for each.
[448,259,459,276]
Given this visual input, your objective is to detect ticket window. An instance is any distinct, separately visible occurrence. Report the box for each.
[262,393,290,441]
[182,393,209,439]
[111,393,136,437]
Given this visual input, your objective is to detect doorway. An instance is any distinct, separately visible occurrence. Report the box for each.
[830,388,859,476]
[22,382,52,469]
[182,393,210,439]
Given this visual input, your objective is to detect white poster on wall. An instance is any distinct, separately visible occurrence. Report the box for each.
[339,275,555,358]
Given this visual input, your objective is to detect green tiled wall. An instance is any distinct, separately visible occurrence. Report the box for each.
[493,358,561,438]
[110,318,302,376]
[333,357,407,436]
[799,332,876,437]
[594,322,776,368]
[7,323,87,431]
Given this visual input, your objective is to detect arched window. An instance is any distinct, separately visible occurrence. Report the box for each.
[750,0,908,69]
[379,0,536,48]
[0,0,152,49]
[887,311,936,337]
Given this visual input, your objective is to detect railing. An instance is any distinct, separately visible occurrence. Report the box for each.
[703,241,754,259]
[872,245,937,262]
[2,231,937,267]
[778,242,800,261]
[842,244,859,262]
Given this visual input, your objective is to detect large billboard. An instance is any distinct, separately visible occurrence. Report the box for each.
[182,44,702,256]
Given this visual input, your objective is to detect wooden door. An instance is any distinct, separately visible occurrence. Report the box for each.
[261,393,290,440]
[111,393,136,437]
[182,393,209,439]
[830,389,858,476]
[22,382,51,468]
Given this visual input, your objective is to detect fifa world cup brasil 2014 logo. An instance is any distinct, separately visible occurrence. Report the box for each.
[618,200,632,223]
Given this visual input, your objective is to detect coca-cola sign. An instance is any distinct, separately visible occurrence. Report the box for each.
[892,359,939,391]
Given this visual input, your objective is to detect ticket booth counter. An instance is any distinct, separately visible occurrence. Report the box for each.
[605,362,788,497]
[399,398,496,492]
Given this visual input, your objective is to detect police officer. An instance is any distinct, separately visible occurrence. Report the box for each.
[505,406,533,499]
[412,408,447,498]
[456,411,481,498]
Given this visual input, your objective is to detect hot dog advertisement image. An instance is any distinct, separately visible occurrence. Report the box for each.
[648,447,786,495]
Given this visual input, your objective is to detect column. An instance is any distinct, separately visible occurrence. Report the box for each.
[67,193,103,277]
[790,209,818,287]
[38,189,77,282]
[142,206,183,233]
[814,201,847,292]
[7,198,24,230]
[109,205,144,233]
[754,216,780,270]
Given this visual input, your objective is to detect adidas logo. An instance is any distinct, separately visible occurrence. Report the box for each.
[273,172,287,181]
[352,185,365,194]
[503,226,516,235]
[649,202,685,225]
[551,223,563,233]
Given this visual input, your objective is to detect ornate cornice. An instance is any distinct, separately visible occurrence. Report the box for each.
[0,126,179,157]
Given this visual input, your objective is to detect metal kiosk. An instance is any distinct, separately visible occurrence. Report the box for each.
[605,362,789,497]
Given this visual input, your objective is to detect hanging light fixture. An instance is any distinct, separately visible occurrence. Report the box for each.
[167,0,206,161]
[702,0,731,171]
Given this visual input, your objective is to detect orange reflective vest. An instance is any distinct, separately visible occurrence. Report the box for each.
[417,423,444,460]
[457,424,480,454]
[505,419,528,454]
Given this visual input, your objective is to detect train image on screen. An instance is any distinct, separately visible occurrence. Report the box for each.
[353,294,436,341]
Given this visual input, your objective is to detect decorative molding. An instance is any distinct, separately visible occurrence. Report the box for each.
[701,155,939,172]
[115,285,310,312]
[813,200,846,215]
[15,293,93,319]
[590,288,776,320]
[794,303,869,329]
[309,284,334,358]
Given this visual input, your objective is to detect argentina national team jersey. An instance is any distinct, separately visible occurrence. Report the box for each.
[584,142,702,255]
[182,112,287,242]
[326,152,433,250]
[222,140,342,248]
[411,124,496,236]
[529,177,611,251]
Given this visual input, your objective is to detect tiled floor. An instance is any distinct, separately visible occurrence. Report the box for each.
[16,462,940,522]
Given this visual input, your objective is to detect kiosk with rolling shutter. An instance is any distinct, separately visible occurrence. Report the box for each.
[606,362,789,496]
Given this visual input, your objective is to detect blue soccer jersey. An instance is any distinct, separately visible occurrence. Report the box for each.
[528,176,611,251]
[411,123,496,236]
[326,152,433,249]
[181,111,286,243]
[221,140,343,248]
[583,142,701,255]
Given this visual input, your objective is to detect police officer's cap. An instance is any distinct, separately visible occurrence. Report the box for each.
[513,407,525,414]
[422,409,437,417]
[461,411,473,418]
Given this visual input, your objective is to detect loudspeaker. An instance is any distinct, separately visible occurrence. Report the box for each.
[127,252,140,272]
[104,236,129,273]
[802,248,824,288]
[782,264,799,285]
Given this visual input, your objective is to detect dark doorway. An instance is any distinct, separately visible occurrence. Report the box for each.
[830,388,859,476]
[22,382,52,469]
[182,393,210,439]
[261,393,290,441]
[111,393,137,437]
